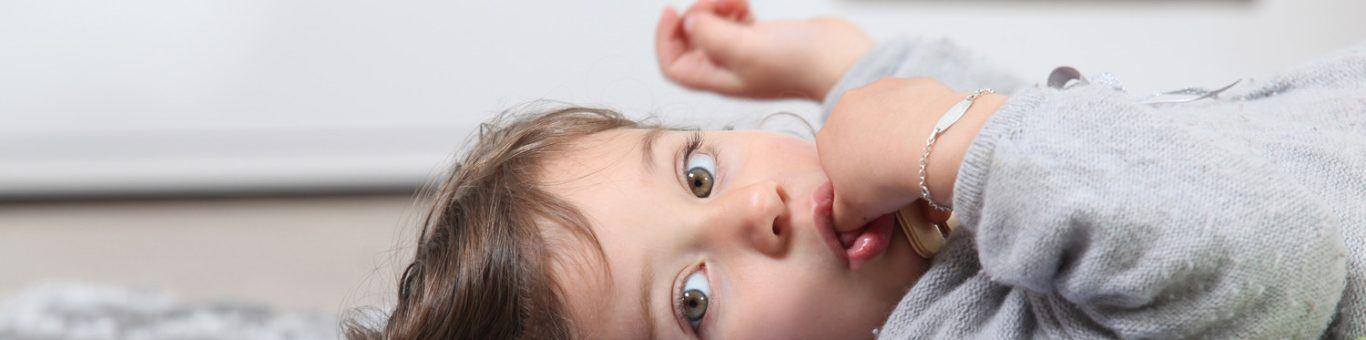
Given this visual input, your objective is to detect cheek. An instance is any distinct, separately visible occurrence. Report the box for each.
[743,136,821,173]
[770,135,818,159]
[719,266,884,339]
[715,262,896,338]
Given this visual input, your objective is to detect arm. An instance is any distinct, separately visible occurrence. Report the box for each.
[819,56,1364,336]
[945,84,1348,337]
[654,1,1027,104]
[655,0,872,101]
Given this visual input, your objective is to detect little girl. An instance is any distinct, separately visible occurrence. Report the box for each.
[348,0,1366,338]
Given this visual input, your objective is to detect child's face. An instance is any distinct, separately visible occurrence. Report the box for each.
[542,128,925,339]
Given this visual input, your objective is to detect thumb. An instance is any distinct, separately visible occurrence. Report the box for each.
[683,12,753,65]
[831,191,879,234]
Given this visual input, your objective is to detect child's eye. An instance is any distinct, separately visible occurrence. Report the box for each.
[678,269,711,330]
[684,153,716,198]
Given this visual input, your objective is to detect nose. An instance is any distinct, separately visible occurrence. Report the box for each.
[701,180,792,257]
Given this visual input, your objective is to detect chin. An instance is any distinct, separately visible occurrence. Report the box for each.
[816,311,890,340]
[852,227,923,336]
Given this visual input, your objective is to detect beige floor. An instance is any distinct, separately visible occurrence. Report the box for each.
[0,195,421,314]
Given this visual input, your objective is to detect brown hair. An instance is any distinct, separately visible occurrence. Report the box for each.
[345,105,651,339]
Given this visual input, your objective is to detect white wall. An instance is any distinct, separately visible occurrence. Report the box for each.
[2,0,1363,197]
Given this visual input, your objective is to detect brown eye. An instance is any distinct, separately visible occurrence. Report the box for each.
[679,269,712,329]
[686,167,714,198]
[681,289,708,322]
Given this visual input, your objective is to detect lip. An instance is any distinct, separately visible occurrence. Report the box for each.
[811,181,850,267]
[845,213,895,270]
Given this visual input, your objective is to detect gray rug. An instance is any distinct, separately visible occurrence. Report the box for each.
[0,283,339,340]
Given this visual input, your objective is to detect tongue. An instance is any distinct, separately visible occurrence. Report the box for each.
[844,226,880,255]
[841,215,895,270]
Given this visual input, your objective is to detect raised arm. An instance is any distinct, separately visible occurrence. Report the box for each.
[655,0,873,101]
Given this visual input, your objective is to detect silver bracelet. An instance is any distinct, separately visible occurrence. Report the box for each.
[919,88,994,211]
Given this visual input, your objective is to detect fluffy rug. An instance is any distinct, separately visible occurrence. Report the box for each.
[0,283,339,340]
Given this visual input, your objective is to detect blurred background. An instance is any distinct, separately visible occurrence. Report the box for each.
[1,0,1363,337]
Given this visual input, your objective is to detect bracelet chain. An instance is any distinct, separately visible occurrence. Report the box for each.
[919,88,994,212]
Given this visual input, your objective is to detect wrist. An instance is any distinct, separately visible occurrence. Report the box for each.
[902,91,1007,209]
[804,21,873,101]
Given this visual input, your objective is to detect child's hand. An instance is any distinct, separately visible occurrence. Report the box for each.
[655,0,873,101]
[816,78,1005,232]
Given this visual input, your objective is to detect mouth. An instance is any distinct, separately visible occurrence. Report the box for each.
[812,182,896,270]
[839,214,896,270]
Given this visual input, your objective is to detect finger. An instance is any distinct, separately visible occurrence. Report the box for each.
[683,0,750,22]
[915,199,953,223]
[683,11,752,65]
[655,6,686,76]
[681,0,719,19]
[712,0,752,22]
[831,192,877,233]
[665,50,745,94]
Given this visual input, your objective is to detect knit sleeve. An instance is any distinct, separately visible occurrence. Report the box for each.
[820,36,1027,119]
[944,83,1352,338]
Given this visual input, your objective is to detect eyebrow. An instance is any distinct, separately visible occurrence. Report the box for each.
[638,128,667,339]
[637,128,684,339]
[639,128,667,174]
[639,253,661,339]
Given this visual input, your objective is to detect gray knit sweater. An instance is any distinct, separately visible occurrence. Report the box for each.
[821,37,1366,339]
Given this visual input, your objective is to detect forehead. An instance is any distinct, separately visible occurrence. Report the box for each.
[542,129,663,235]
[542,128,656,189]
[541,128,666,338]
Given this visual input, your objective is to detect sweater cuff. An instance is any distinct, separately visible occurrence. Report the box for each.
[951,86,1046,231]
